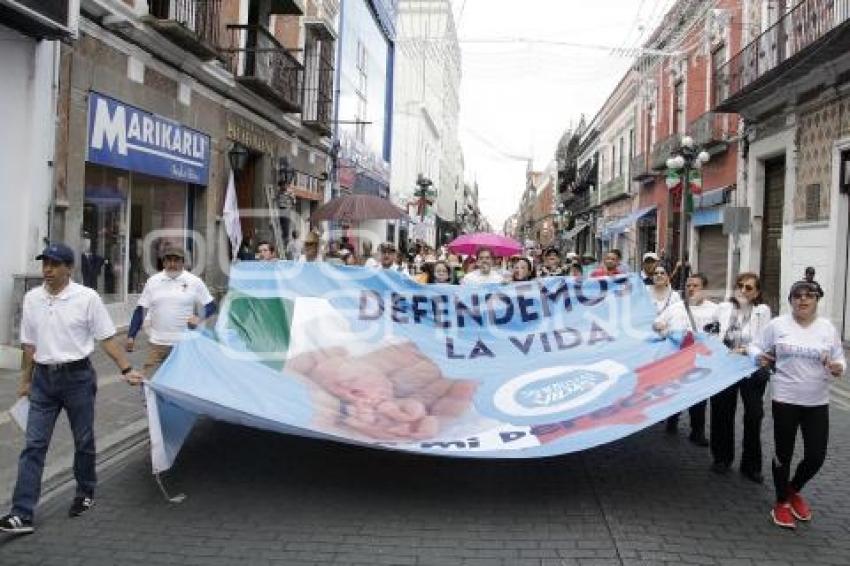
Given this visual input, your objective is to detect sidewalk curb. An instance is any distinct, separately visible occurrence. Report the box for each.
[0,419,150,511]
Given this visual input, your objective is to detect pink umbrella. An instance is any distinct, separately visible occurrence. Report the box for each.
[447,233,523,257]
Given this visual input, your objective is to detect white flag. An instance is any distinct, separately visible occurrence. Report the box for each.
[223,170,242,259]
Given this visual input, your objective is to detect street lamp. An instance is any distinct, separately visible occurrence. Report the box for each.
[228,142,250,175]
[666,136,711,326]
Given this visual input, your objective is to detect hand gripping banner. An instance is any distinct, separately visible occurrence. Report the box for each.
[145,263,756,472]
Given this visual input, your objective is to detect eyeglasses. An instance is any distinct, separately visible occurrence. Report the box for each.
[791,292,818,300]
[737,283,755,292]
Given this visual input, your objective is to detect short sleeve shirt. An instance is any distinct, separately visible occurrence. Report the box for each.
[460,270,505,285]
[21,282,116,364]
[137,270,214,345]
[754,315,846,406]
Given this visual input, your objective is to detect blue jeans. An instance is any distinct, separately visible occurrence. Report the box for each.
[12,362,97,520]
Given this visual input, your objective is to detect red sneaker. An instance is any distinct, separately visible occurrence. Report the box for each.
[771,503,796,529]
[788,490,812,521]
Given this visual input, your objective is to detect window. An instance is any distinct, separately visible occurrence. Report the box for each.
[83,165,129,303]
[618,137,625,177]
[611,145,617,181]
[648,103,657,147]
[805,184,821,221]
[673,80,685,135]
[354,40,368,143]
[712,44,729,107]
[83,164,190,302]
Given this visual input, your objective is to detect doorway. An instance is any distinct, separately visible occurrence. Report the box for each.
[761,157,785,315]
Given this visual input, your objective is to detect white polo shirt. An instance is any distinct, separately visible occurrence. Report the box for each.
[137,270,214,346]
[20,281,117,364]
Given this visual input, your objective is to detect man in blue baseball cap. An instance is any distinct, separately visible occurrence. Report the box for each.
[0,243,143,535]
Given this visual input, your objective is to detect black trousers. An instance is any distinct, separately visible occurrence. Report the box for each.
[771,401,829,503]
[666,401,706,436]
[710,370,769,472]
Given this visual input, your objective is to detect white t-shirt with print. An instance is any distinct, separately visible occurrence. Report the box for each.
[752,315,846,406]
[138,270,214,346]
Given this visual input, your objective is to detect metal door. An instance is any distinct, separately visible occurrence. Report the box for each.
[761,157,785,315]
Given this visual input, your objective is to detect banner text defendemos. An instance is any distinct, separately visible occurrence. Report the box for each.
[358,276,633,358]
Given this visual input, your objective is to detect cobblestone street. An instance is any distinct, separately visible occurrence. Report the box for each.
[2,397,850,566]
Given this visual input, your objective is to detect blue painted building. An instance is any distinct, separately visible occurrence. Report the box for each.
[334,0,397,200]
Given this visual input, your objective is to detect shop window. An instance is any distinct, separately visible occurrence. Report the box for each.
[128,173,189,294]
[84,164,190,303]
[83,165,129,304]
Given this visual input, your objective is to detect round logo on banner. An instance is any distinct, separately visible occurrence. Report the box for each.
[479,360,632,425]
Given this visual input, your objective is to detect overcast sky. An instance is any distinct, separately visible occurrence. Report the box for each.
[453,0,675,231]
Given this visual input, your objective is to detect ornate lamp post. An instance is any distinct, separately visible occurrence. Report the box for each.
[414,174,435,220]
[666,135,710,326]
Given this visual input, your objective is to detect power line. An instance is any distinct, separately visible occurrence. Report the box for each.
[459,37,682,58]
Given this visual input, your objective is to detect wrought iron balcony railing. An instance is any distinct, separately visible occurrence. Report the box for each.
[717,0,850,108]
[599,177,628,204]
[631,153,654,182]
[222,24,304,113]
[687,111,733,149]
[147,0,222,59]
[650,134,680,170]
[571,189,598,213]
[302,45,334,136]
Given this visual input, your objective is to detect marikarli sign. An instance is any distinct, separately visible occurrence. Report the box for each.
[144,265,756,472]
[87,92,211,184]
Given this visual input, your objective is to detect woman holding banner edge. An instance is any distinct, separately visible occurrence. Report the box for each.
[710,273,771,482]
[751,280,845,529]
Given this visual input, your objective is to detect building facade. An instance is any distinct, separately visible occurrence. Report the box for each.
[391,0,462,248]
[0,2,79,355]
[628,0,743,296]
[334,0,396,253]
[595,71,639,267]
[24,0,339,333]
[716,0,850,328]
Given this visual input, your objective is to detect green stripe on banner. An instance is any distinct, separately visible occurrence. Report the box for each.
[226,291,294,370]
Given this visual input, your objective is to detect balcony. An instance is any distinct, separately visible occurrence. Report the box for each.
[631,153,655,183]
[0,0,74,39]
[146,0,222,60]
[270,0,305,14]
[716,0,850,112]
[571,189,598,214]
[599,177,628,204]
[688,111,732,150]
[222,24,303,113]
[302,31,335,136]
[650,134,680,170]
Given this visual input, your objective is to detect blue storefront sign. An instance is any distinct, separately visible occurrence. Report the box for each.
[86,92,210,185]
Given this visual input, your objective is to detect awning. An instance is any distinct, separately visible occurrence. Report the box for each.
[694,186,731,209]
[601,205,657,239]
[564,221,589,240]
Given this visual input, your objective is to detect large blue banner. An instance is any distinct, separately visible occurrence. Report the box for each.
[145,263,756,472]
[87,92,210,185]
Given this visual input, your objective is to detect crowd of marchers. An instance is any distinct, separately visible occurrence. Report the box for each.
[0,237,844,536]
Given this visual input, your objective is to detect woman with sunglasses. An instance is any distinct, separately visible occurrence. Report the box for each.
[649,265,682,317]
[711,272,772,483]
[750,281,845,529]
